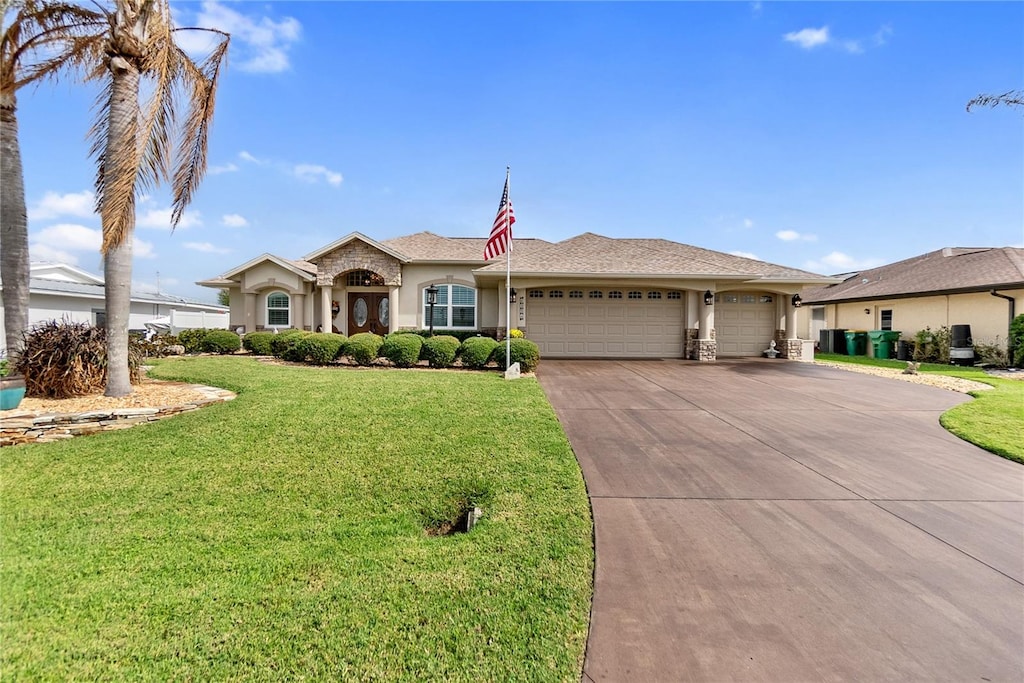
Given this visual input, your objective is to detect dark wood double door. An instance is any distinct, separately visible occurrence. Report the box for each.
[348,293,389,335]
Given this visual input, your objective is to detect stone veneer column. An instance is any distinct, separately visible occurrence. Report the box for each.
[697,293,716,361]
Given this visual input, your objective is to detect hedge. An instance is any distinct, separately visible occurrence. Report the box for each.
[381,334,424,368]
[201,329,242,355]
[270,329,308,359]
[242,331,275,355]
[491,338,541,373]
[458,336,499,369]
[346,332,385,366]
[421,335,460,368]
[177,328,208,353]
[295,333,347,365]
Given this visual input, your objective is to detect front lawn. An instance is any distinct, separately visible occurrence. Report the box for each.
[816,353,1023,464]
[1,358,594,681]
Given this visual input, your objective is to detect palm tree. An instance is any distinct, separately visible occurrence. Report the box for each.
[1,0,103,360]
[967,89,1024,112]
[87,0,228,396]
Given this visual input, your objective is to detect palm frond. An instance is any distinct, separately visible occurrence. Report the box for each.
[966,89,1024,112]
[170,28,228,227]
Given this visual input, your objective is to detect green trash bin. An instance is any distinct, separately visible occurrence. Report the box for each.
[868,330,901,359]
[844,330,868,356]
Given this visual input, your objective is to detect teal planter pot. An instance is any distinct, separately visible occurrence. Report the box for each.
[0,375,26,410]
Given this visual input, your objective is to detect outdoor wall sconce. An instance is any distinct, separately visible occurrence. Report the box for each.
[791,293,802,307]
[509,288,517,304]
[864,308,871,315]
[703,290,714,306]
[426,284,439,336]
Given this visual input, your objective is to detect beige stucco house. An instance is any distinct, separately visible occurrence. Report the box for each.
[800,247,1024,351]
[198,231,834,361]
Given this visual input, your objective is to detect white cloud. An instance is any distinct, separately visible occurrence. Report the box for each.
[133,237,156,258]
[776,230,817,242]
[137,207,203,230]
[783,26,830,50]
[191,1,301,74]
[294,164,343,186]
[208,162,239,175]
[221,213,248,228]
[184,241,232,254]
[28,190,95,220]
[34,223,102,251]
[743,218,754,229]
[784,24,890,54]
[239,150,266,165]
[805,251,885,273]
[30,243,81,265]
[730,250,760,261]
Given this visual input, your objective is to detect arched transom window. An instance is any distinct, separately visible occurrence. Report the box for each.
[267,291,290,327]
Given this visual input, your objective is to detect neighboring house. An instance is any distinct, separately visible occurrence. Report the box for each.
[0,263,229,350]
[198,231,834,360]
[800,247,1024,348]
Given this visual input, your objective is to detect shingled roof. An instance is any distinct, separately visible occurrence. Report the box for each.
[381,231,553,262]
[801,247,1024,304]
[474,232,828,280]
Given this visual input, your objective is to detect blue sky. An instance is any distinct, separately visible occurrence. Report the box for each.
[19,1,1024,303]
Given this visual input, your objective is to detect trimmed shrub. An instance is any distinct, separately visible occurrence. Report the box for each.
[270,329,307,359]
[295,333,346,365]
[491,338,541,373]
[243,331,275,355]
[381,333,424,368]
[14,319,142,398]
[422,335,460,368]
[201,329,242,354]
[346,332,384,366]
[177,328,209,353]
[458,336,498,369]
[1011,314,1024,367]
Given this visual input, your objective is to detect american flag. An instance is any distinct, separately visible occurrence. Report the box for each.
[484,172,515,260]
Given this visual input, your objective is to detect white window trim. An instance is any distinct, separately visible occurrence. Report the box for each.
[266,291,291,329]
[422,284,477,329]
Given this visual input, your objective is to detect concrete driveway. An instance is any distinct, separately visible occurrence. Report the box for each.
[537,359,1024,682]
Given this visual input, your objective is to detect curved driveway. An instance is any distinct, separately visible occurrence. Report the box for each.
[537,359,1023,682]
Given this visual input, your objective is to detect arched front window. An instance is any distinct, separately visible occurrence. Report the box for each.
[267,291,290,327]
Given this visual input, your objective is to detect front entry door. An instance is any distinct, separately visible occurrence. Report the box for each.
[348,293,389,335]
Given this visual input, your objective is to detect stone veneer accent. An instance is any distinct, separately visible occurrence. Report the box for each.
[0,385,236,447]
[685,328,698,359]
[784,339,803,360]
[311,242,402,287]
[696,339,717,362]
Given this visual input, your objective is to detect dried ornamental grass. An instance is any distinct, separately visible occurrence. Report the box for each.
[14,320,141,398]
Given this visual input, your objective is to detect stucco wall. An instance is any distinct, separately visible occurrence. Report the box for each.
[828,289,1023,344]
[241,263,305,293]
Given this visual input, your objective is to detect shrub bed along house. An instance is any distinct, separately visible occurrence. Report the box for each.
[458,336,499,369]
[380,334,424,368]
[491,338,541,373]
[295,333,347,365]
[177,328,209,354]
[421,335,461,368]
[270,330,309,360]
[346,333,385,366]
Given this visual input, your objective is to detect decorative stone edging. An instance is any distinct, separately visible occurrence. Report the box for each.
[0,385,235,447]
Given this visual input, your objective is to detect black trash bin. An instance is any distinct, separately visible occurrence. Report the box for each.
[897,340,911,361]
[950,324,975,366]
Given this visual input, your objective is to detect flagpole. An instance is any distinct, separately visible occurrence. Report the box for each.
[505,165,512,371]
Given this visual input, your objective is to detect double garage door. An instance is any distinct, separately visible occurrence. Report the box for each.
[526,288,775,359]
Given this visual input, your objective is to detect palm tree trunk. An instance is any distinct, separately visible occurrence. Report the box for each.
[102,57,139,397]
[0,94,30,360]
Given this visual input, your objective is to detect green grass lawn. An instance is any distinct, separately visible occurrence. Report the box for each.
[816,353,1024,464]
[1,358,594,681]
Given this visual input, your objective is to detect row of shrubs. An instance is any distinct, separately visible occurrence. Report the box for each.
[243,329,541,372]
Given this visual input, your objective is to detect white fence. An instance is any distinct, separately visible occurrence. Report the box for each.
[162,309,230,333]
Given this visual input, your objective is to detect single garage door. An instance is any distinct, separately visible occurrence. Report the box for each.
[715,291,776,357]
[526,287,684,358]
